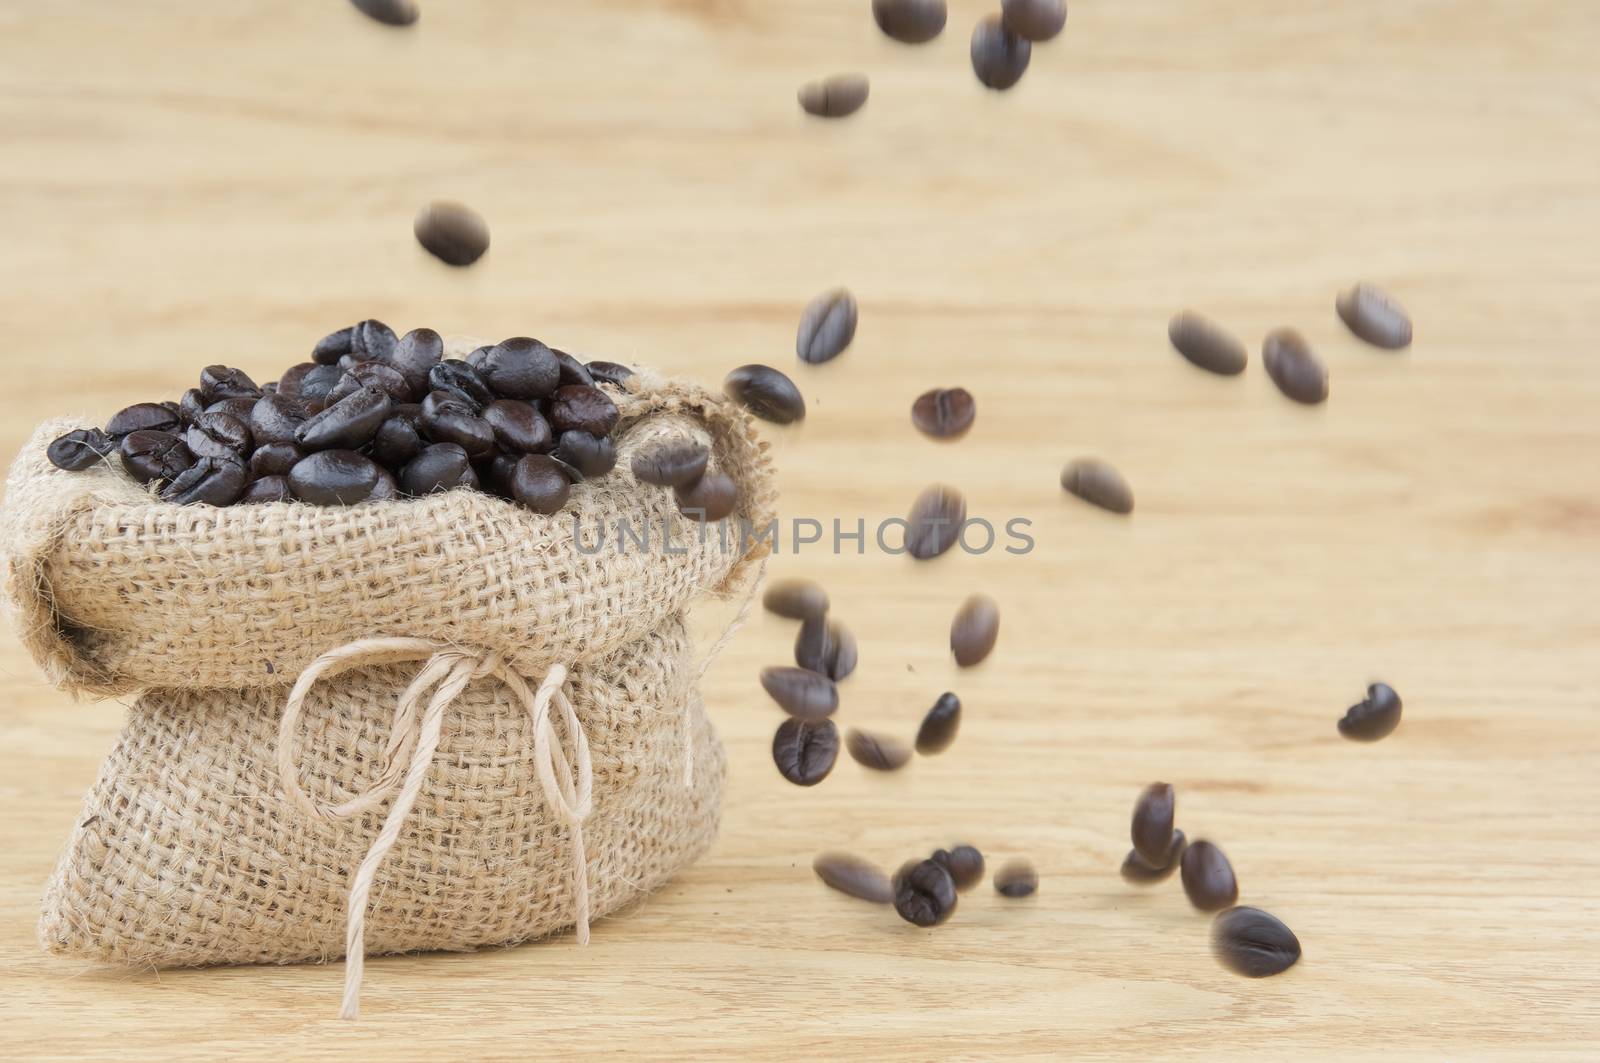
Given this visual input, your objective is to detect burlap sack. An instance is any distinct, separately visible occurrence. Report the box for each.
[0,367,775,1018]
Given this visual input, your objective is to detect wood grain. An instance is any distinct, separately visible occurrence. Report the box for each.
[1,1,1597,1058]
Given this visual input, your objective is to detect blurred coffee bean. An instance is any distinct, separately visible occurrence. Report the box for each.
[549,384,620,437]
[950,593,999,667]
[763,578,829,621]
[1001,0,1066,41]
[481,399,553,454]
[1131,782,1177,867]
[399,442,478,497]
[185,412,252,460]
[1061,458,1134,515]
[760,666,839,719]
[206,397,258,422]
[905,484,966,559]
[477,452,519,498]
[1262,328,1328,405]
[1121,829,1187,884]
[933,845,985,891]
[509,454,572,515]
[119,430,194,484]
[676,471,737,521]
[370,409,425,468]
[552,350,595,387]
[795,616,857,680]
[813,853,893,904]
[349,0,418,27]
[1338,681,1403,741]
[554,431,617,478]
[385,328,444,394]
[161,456,247,506]
[373,466,401,500]
[249,441,303,478]
[632,439,709,487]
[419,391,495,457]
[994,860,1039,897]
[798,73,870,118]
[329,360,412,405]
[1337,282,1412,349]
[894,859,958,926]
[250,394,311,446]
[477,338,559,400]
[797,288,858,364]
[199,365,260,404]
[106,402,181,439]
[872,0,946,43]
[911,387,975,439]
[178,387,208,424]
[915,692,961,754]
[1180,840,1239,912]
[1212,907,1302,978]
[287,450,383,505]
[586,360,635,389]
[724,364,806,424]
[845,728,911,772]
[427,360,495,409]
[240,475,292,504]
[414,201,489,266]
[971,16,1032,90]
[772,716,839,787]
[1169,311,1248,376]
[296,385,391,451]
[47,428,114,472]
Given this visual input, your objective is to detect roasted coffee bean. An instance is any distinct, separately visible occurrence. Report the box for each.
[329,360,412,405]
[419,391,495,457]
[295,364,346,410]
[763,578,829,621]
[260,382,278,395]
[464,345,493,370]
[349,0,418,27]
[797,289,858,364]
[509,454,572,514]
[248,441,303,478]
[813,853,893,904]
[119,430,194,484]
[905,484,966,559]
[427,360,495,409]
[1337,282,1412,350]
[199,365,260,404]
[477,338,559,400]
[894,859,957,927]
[798,73,870,118]
[631,439,709,488]
[1131,783,1176,867]
[547,454,585,484]
[872,0,947,43]
[178,387,208,424]
[1061,458,1134,514]
[47,428,114,472]
[1338,681,1403,741]
[1001,0,1066,41]
[1180,840,1239,912]
[311,328,353,365]
[373,466,402,500]
[385,328,444,394]
[161,455,247,506]
[795,616,857,681]
[310,319,395,365]
[1262,328,1328,405]
[240,475,292,504]
[553,430,617,478]
[481,399,553,454]
[205,397,259,423]
[478,452,520,498]
[250,394,311,446]
[994,860,1039,898]
[185,412,252,460]
[277,363,316,397]
[911,387,975,439]
[296,385,391,451]
[760,666,839,719]
[772,716,839,787]
[414,200,489,267]
[1169,311,1247,376]
[724,364,806,424]
[950,593,999,667]
[1212,906,1302,978]
[586,360,635,389]
[676,471,737,521]
[370,408,425,468]
[398,442,478,496]
[845,728,911,772]
[551,349,595,388]
[971,16,1032,91]
[106,402,181,439]
[287,449,383,505]
[1121,829,1187,884]
[932,845,985,891]
[915,692,961,755]
[549,384,620,437]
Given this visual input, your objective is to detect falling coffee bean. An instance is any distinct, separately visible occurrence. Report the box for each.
[1001,0,1066,42]
[47,428,114,472]
[414,200,489,267]
[1338,681,1403,741]
[287,450,383,506]
[772,716,840,787]
[399,443,478,497]
[554,431,617,479]
[795,615,857,681]
[763,578,829,621]
[932,845,985,891]
[971,16,1032,91]
[296,386,392,451]
[894,859,957,927]
[950,593,999,667]
[586,361,635,389]
[185,412,252,460]
[905,484,967,559]
[549,384,620,437]
[160,456,247,506]
[760,666,839,719]
[796,289,858,365]
[1262,328,1328,405]
[915,692,961,755]
[1131,782,1177,867]
[509,454,573,515]
[994,860,1038,898]
[676,471,737,521]
[1061,458,1134,515]
[240,476,292,504]
[481,399,553,455]
[476,338,560,400]
[632,439,710,488]
[249,442,303,478]
[1180,840,1239,912]
[1121,829,1187,884]
[349,0,418,27]
[106,402,181,439]
[813,853,893,904]
[911,387,976,440]
[845,729,911,772]
[1336,282,1412,350]
[1212,906,1302,978]
[119,430,194,484]
[798,74,870,118]
[872,0,946,43]
[724,364,806,424]
[1169,311,1248,376]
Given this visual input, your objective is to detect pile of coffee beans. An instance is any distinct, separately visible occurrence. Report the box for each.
[46,322,638,511]
[814,842,1037,928]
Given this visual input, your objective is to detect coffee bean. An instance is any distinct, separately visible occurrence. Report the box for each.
[1169,311,1248,376]
[893,859,957,926]
[240,475,292,504]
[427,360,495,409]
[1211,907,1302,978]
[250,394,311,446]
[795,615,857,681]
[798,74,869,118]
[481,399,553,454]
[509,454,572,515]
[932,845,985,891]
[205,397,259,424]
[369,462,398,499]
[1180,840,1239,912]
[632,439,709,488]
[414,200,488,266]
[553,430,617,478]
[370,409,425,468]
[1337,282,1412,350]
[199,365,260,405]
[1061,458,1134,515]
[385,328,444,394]
[1121,829,1187,885]
[762,578,829,621]
[398,442,478,496]
[106,402,181,439]
[549,384,620,437]
[724,364,806,424]
[349,0,418,27]
[872,0,947,43]
[329,360,412,405]
[1001,0,1066,41]
[911,387,975,439]
[586,360,635,389]
[950,593,999,667]
[296,385,392,451]
[1262,328,1328,405]
[178,387,208,424]
[419,391,495,457]
[185,412,252,460]
[971,16,1032,91]
[676,471,737,521]
[119,430,194,484]
[994,860,1038,898]
[797,289,858,364]
[1338,681,1402,741]
[47,428,114,472]
[915,692,961,755]
[772,716,839,787]
[812,853,893,904]
[845,728,911,772]
[1131,782,1176,867]
[287,450,383,506]
[476,452,519,498]
[538,349,589,389]
[760,666,839,719]
[160,456,247,506]
[296,364,346,410]
[477,338,559,400]
[248,441,304,478]
[905,484,966,559]
[348,319,398,364]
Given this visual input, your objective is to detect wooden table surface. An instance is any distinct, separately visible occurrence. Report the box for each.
[1,1,1596,1059]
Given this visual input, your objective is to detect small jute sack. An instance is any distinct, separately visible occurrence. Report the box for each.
[0,364,775,1019]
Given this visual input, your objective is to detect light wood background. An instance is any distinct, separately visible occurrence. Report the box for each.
[1,1,1596,1059]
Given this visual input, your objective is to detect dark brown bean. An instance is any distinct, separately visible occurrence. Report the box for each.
[586,361,635,389]
[911,387,976,439]
[552,350,595,387]
[1061,458,1134,514]
[772,717,839,787]
[1212,906,1302,978]
[248,441,303,478]
[845,728,911,772]
[1121,830,1187,884]
[1338,681,1403,741]
[250,394,311,446]
[1262,328,1328,405]
[631,439,709,487]
[549,385,619,437]
[481,399,553,454]
[106,402,181,439]
[385,328,444,393]
[47,428,115,472]
[205,397,259,424]
[553,431,616,479]
[915,692,961,755]
[178,387,208,424]
[763,578,829,621]
[160,456,247,506]
[370,409,425,468]
[950,594,999,667]
[329,360,412,405]
[296,364,346,410]
[286,450,383,506]
[931,845,985,891]
[894,859,957,926]
[414,200,489,266]
[797,289,858,365]
[1169,311,1248,376]
[199,365,260,404]
[1180,840,1239,912]
[1336,283,1412,350]
[795,616,857,681]
[296,386,392,451]
[813,853,893,904]
[240,476,293,504]
[349,0,418,27]
[798,74,869,118]
[971,16,1031,91]
[509,454,572,515]
[477,339,559,400]
[419,391,495,457]
[1131,782,1177,867]
[398,442,478,497]
[760,666,839,719]
[427,360,495,408]
[1001,0,1066,41]
[184,412,252,460]
[994,860,1038,898]
[872,0,947,43]
[119,430,194,484]
[724,364,806,424]
[905,484,966,559]
[676,471,737,521]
